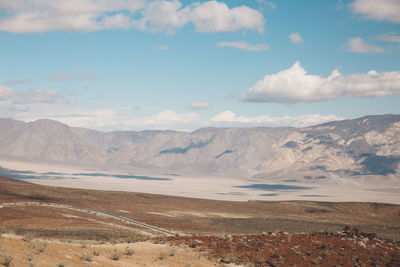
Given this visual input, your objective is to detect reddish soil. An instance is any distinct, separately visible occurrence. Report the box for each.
[170,227,400,266]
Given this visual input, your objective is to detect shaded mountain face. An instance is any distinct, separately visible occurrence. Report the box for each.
[0,115,399,178]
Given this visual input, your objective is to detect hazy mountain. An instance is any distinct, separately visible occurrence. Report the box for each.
[0,115,399,178]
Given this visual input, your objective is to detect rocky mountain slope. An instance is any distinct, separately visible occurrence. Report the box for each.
[0,115,399,178]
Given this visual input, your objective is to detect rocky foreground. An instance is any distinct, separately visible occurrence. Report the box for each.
[170,227,400,266]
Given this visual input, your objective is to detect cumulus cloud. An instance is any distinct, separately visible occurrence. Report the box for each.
[242,61,400,104]
[189,101,211,110]
[210,111,343,128]
[0,0,265,34]
[49,72,99,81]
[349,0,400,24]
[217,41,269,51]
[289,32,303,44]
[189,1,265,33]
[346,37,385,53]
[0,0,145,33]
[376,33,400,43]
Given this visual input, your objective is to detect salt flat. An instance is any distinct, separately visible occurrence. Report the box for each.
[1,157,399,204]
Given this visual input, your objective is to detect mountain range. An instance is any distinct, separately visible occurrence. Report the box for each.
[0,114,399,179]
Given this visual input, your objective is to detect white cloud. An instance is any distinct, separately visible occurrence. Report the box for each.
[138,0,190,34]
[154,45,169,50]
[289,32,303,44]
[0,0,145,33]
[211,111,343,128]
[189,1,265,33]
[189,101,211,110]
[256,0,277,10]
[350,0,400,24]
[346,37,385,53]
[242,61,400,104]
[13,108,202,131]
[0,0,265,34]
[0,86,15,100]
[14,89,60,104]
[217,41,269,51]
[376,33,400,43]
[137,110,200,129]
[49,72,99,81]
[0,85,61,104]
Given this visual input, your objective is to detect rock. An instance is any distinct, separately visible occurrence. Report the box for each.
[358,241,366,248]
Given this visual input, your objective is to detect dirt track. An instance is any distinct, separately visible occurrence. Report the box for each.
[0,201,176,236]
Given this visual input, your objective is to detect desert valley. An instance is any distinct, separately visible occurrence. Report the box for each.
[1,0,400,265]
[0,115,400,266]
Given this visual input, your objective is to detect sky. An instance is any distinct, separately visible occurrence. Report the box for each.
[0,0,400,132]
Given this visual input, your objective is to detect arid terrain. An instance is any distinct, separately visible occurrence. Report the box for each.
[1,175,400,266]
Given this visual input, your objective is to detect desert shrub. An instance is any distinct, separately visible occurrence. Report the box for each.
[152,236,167,244]
[221,254,237,264]
[81,241,88,248]
[110,250,121,261]
[31,241,47,254]
[158,252,166,260]
[57,264,65,267]
[126,233,148,243]
[22,232,35,242]
[168,249,175,256]
[80,253,93,262]
[92,250,100,256]
[124,247,134,256]
[0,252,13,266]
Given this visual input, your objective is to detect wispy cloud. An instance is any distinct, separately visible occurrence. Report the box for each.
[49,72,99,81]
[217,41,269,51]
[376,33,400,43]
[189,101,211,110]
[0,85,61,104]
[242,61,400,104]
[289,32,303,44]
[346,37,385,53]
[154,45,169,50]
[5,79,31,86]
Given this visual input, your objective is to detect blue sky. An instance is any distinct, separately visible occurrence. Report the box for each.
[0,0,399,131]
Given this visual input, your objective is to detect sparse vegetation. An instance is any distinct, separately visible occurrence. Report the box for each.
[110,249,121,261]
[158,252,166,260]
[92,249,100,256]
[80,253,93,262]
[126,233,148,243]
[31,241,48,254]
[80,241,88,248]
[0,252,13,266]
[22,233,35,242]
[168,249,175,256]
[124,247,134,256]
[153,235,167,244]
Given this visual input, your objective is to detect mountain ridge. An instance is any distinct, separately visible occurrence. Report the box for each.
[0,114,399,178]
